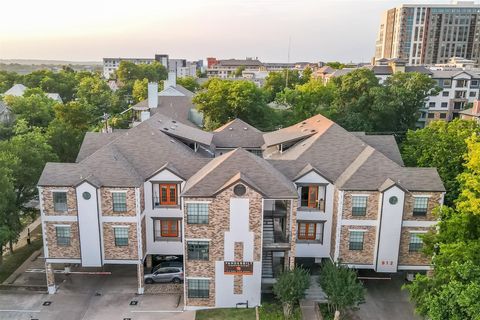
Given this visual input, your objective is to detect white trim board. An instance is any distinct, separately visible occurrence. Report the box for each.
[398,265,432,271]
[342,219,377,226]
[103,259,140,265]
[45,258,81,264]
[102,216,137,223]
[43,216,78,222]
[402,220,437,227]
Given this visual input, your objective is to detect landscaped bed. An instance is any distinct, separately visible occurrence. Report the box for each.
[195,307,256,320]
[0,238,43,283]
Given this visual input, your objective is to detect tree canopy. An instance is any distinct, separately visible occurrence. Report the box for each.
[273,268,310,318]
[401,119,480,205]
[405,134,480,320]
[193,78,269,130]
[176,76,200,92]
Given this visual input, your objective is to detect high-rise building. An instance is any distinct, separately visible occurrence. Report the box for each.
[375,1,480,66]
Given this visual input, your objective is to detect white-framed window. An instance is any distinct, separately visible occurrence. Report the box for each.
[187,203,209,224]
[55,226,71,246]
[351,196,368,216]
[53,192,68,212]
[113,226,129,246]
[349,230,365,250]
[112,192,127,212]
[413,197,429,216]
[187,279,209,298]
[409,233,423,252]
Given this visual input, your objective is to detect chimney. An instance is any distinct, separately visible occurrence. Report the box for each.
[164,72,177,89]
[148,82,158,109]
[473,100,480,115]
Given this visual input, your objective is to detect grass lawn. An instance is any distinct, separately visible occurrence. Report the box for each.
[195,308,256,320]
[0,238,42,283]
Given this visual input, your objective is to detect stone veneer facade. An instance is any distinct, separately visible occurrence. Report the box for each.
[338,225,377,264]
[101,187,137,216]
[42,187,78,216]
[103,222,139,260]
[342,191,380,220]
[398,227,432,266]
[45,221,81,259]
[183,184,264,307]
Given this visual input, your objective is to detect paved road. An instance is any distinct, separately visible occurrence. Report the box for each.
[350,276,421,320]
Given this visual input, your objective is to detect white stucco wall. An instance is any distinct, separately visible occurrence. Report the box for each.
[375,186,405,272]
[76,182,102,267]
[144,170,185,256]
[295,171,333,258]
[215,198,261,307]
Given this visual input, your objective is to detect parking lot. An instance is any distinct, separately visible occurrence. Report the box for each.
[350,274,421,320]
[1,252,192,320]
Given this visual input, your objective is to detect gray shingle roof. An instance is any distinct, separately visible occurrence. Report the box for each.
[213,118,264,148]
[132,95,198,127]
[76,130,128,162]
[182,148,298,198]
[152,113,213,146]
[351,132,404,166]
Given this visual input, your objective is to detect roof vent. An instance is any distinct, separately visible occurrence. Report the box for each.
[170,126,175,130]
[301,128,309,132]
[164,127,169,131]
[311,129,316,133]
[302,121,307,125]
[158,119,162,122]
[170,139,175,143]
[243,127,248,130]
[229,127,233,131]
[316,119,321,122]
[172,120,177,123]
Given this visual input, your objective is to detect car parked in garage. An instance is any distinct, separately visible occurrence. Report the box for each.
[144,267,184,284]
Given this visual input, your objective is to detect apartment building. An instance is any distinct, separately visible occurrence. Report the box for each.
[38,94,444,308]
[206,57,318,78]
[426,69,480,123]
[375,1,480,66]
[103,54,201,79]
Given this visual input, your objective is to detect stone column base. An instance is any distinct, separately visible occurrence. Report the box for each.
[137,263,145,295]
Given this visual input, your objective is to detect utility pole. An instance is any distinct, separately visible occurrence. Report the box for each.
[286,36,291,89]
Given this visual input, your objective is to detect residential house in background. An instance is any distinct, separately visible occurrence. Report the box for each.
[0,83,63,124]
[459,99,480,122]
[38,107,444,309]
[375,2,480,66]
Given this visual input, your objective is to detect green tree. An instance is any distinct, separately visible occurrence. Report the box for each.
[234,66,246,77]
[4,88,57,128]
[319,261,365,317]
[0,152,19,258]
[116,61,167,83]
[76,75,119,116]
[301,66,313,83]
[22,69,80,101]
[280,78,335,123]
[0,71,20,93]
[273,268,310,319]
[372,72,440,132]
[401,119,480,205]
[326,62,346,69]
[405,135,480,320]
[47,100,95,162]
[177,76,200,92]
[132,78,148,103]
[193,79,268,130]
[328,68,380,132]
[264,70,303,102]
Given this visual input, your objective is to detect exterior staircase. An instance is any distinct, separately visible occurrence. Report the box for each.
[263,217,274,245]
[262,251,274,278]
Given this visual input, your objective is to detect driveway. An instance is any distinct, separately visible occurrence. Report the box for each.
[349,274,421,320]
[2,253,193,320]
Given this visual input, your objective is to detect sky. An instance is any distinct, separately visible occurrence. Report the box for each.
[0,0,473,63]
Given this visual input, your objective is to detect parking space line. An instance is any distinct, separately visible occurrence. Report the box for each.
[131,310,184,313]
[0,310,41,313]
